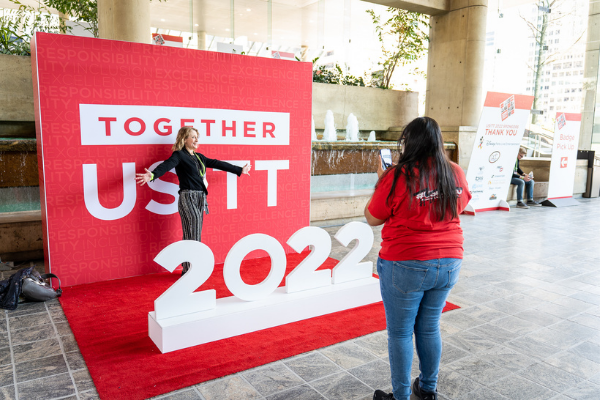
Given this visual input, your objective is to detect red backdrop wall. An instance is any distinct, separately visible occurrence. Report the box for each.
[31,33,312,286]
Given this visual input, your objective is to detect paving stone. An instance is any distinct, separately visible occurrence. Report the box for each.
[0,364,14,388]
[444,332,497,354]
[320,343,377,370]
[10,324,56,346]
[17,372,75,399]
[480,345,536,372]
[14,354,67,383]
[242,363,304,396]
[311,371,372,400]
[0,385,15,400]
[266,384,325,400]
[284,352,341,382]
[198,375,261,400]
[488,375,558,400]
[436,369,482,399]
[347,359,391,389]
[521,362,584,393]
[73,368,95,392]
[12,338,62,363]
[448,355,511,386]
[79,389,100,400]
[354,332,388,358]
[8,312,51,332]
[562,380,600,400]
[544,351,600,379]
[65,352,87,371]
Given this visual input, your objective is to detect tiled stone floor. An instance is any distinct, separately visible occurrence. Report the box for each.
[2,198,600,399]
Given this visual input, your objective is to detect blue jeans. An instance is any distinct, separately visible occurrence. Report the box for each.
[511,177,534,201]
[377,257,462,400]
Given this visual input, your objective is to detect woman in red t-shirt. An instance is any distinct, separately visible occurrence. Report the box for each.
[366,117,471,400]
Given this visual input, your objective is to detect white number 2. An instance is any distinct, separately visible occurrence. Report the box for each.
[153,240,216,321]
[332,221,374,284]
[285,226,332,293]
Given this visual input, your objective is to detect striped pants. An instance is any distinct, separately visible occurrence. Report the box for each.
[178,190,207,274]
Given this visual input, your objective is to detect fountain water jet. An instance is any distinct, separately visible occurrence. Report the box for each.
[311,116,317,141]
[345,113,359,142]
[322,110,337,141]
[367,131,376,142]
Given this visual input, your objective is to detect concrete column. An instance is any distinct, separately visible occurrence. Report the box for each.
[197,31,207,51]
[425,0,488,127]
[580,0,600,150]
[97,0,151,44]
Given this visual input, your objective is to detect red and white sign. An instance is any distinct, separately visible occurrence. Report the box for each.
[464,92,534,214]
[152,33,183,48]
[547,113,581,199]
[31,32,312,286]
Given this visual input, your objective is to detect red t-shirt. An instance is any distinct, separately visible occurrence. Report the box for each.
[368,163,471,261]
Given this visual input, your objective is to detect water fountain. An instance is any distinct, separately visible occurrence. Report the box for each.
[345,113,359,142]
[311,116,317,141]
[322,110,337,142]
[367,131,376,142]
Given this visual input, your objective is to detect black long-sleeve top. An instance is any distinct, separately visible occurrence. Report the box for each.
[151,149,242,194]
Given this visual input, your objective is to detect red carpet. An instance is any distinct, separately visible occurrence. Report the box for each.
[59,253,460,400]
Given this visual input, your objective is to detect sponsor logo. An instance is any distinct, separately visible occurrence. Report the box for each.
[475,176,483,182]
[489,194,497,200]
[479,166,485,172]
[491,174,505,178]
[472,183,483,190]
[471,190,484,194]
[500,95,515,121]
[478,136,484,149]
[497,166,503,172]
[489,151,501,163]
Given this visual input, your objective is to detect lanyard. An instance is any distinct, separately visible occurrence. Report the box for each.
[192,153,206,177]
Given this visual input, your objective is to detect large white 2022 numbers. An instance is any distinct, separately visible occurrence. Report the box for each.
[153,222,374,321]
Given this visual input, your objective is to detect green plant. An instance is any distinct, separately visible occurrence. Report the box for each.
[44,0,98,37]
[367,7,429,89]
[0,1,61,56]
[313,63,365,87]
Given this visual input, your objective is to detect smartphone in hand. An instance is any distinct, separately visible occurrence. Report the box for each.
[380,149,393,170]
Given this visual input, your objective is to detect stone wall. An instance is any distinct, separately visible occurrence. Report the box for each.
[312,83,419,132]
[0,54,36,138]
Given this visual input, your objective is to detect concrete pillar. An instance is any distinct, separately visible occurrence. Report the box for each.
[425,0,488,127]
[197,31,207,51]
[97,0,151,44]
[580,0,600,150]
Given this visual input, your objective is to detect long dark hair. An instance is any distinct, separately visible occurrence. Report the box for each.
[383,117,459,221]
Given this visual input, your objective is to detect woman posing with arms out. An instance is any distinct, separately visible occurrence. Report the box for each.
[366,117,471,400]
[136,126,251,275]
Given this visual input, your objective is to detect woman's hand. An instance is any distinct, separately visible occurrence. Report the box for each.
[242,163,252,176]
[136,168,152,186]
[377,155,385,179]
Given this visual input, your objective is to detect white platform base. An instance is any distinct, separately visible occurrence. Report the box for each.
[148,277,382,353]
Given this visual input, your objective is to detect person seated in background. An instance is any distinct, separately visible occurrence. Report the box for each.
[512,147,541,209]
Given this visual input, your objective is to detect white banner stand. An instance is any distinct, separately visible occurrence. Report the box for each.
[464,92,534,215]
[543,113,581,208]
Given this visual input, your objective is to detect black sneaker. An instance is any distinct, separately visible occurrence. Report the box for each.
[516,201,529,209]
[412,378,437,400]
[373,389,395,400]
[527,199,542,207]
